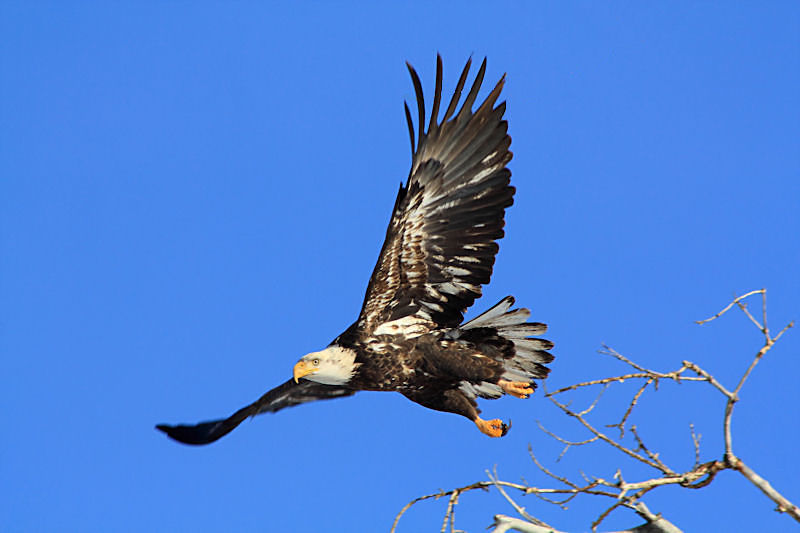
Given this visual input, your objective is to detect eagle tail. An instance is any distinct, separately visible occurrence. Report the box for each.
[463,296,554,384]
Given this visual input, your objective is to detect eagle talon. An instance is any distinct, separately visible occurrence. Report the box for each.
[499,379,534,399]
[475,417,511,437]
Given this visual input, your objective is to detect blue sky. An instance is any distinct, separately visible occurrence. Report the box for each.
[2,2,798,532]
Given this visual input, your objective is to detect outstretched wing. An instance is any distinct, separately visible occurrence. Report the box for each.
[155,379,354,445]
[358,56,514,336]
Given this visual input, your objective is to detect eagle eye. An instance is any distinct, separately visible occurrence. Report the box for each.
[312,358,320,366]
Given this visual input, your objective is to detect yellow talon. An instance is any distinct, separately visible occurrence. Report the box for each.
[499,379,534,399]
[475,417,511,437]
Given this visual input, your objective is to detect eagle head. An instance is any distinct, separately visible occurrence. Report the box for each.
[293,345,358,386]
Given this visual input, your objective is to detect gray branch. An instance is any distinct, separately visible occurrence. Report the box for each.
[491,513,681,533]
[393,290,798,531]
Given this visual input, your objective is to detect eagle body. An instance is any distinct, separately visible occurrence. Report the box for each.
[157,56,554,445]
[326,295,552,419]
[345,333,496,393]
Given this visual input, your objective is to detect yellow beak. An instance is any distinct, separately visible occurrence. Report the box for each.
[293,361,317,383]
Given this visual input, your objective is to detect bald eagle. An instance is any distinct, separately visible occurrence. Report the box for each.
[156,56,553,445]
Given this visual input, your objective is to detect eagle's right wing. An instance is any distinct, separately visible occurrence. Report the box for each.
[156,379,355,445]
[355,56,514,338]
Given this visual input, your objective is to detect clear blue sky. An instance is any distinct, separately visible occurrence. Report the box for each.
[2,3,798,532]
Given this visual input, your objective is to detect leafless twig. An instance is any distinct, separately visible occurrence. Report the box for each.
[392,290,797,531]
[694,289,764,325]
[689,424,700,469]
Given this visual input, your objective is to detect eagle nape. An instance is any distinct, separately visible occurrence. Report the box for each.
[157,55,555,445]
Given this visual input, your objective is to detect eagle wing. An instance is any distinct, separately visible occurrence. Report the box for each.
[357,56,514,336]
[155,379,354,445]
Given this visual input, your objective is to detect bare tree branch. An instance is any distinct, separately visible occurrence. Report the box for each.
[491,514,567,533]
[488,467,553,528]
[730,457,800,518]
[536,419,599,461]
[694,289,764,325]
[545,382,671,474]
[392,290,798,531]
[689,424,701,469]
[608,379,652,439]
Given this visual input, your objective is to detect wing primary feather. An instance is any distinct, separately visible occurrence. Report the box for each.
[155,402,256,445]
[404,101,416,155]
[156,379,355,445]
[475,74,506,117]
[356,55,515,331]
[406,61,426,148]
[442,56,472,123]
[428,54,443,133]
[459,57,487,119]
[435,107,508,177]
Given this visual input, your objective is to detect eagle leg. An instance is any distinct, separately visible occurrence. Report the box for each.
[474,417,511,437]
[499,379,534,399]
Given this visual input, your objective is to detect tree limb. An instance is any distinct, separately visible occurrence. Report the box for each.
[392,290,797,531]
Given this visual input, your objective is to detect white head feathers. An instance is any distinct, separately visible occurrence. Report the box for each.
[295,345,359,386]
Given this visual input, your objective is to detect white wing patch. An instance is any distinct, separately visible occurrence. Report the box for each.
[373,315,431,338]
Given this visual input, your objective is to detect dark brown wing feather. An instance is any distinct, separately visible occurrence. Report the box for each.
[357,55,514,334]
[155,379,354,445]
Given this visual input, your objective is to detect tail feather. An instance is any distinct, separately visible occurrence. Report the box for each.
[496,322,548,338]
[512,338,555,357]
[479,308,531,327]
[460,380,504,399]
[462,295,515,328]
[460,295,554,390]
